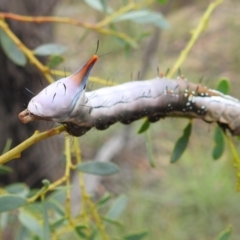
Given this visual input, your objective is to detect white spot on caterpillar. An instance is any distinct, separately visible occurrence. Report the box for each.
[201,106,206,109]
[184,93,188,97]
[188,95,193,102]
[186,102,191,106]
[201,93,204,96]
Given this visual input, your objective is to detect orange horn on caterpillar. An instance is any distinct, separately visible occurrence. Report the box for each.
[70,54,98,87]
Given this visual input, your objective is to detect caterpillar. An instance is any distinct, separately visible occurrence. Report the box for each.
[18,54,240,137]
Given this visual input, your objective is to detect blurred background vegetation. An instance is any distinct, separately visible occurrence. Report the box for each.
[1,0,240,239]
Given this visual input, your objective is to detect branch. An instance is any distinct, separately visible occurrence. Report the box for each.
[0,12,137,48]
[0,19,55,83]
[0,125,65,165]
[167,0,224,78]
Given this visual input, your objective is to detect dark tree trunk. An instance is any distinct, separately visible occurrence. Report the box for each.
[0,0,64,187]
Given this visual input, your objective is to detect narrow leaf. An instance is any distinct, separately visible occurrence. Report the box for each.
[113,10,169,29]
[170,122,192,163]
[123,231,148,240]
[0,212,8,229]
[42,179,51,187]
[0,166,12,175]
[42,201,50,239]
[101,216,122,226]
[42,201,50,240]
[16,226,29,240]
[107,195,127,220]
[47,55,64,68]
[157,0,168,3]
[145,131,156,167]
[0,195,27,213]
[217,78,230,94]
[33,43,66,56]
[84,0,113,13]
[75,225,88,238]
[138,119,150,134]
[0,29,27,66]
[97,193,112,208]
[5,183,29,198]
[212,126,225,160]
[217,226,232,240]
[51,217,66,230]
[76,161,119,176]
[19,207,43,238]
[1,138,12,154]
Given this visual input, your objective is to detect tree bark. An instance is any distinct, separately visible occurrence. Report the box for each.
[0,0,64,187]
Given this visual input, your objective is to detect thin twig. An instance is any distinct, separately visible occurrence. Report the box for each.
[0,125,65,165]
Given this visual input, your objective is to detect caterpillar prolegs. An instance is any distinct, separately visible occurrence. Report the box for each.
[18,55,240,137]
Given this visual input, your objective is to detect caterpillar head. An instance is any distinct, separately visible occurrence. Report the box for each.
[19,55,98,124]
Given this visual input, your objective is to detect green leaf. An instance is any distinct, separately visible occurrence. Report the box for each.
[0,29,27,66]
[170,122,192,163]
[1,138,12,154]
[16,226,30,240]
[138,119,150,134]
[157,0,168,4]
[217,226,232,240]
[217,78,230,94]
[51,217,66,230]
[46,188,73,218]
[212,126,225,160]
[0,195,27,213]
[42,201,50,240]
[84,0,113,13]
[33,43,67,56]
[47,55,64,68]
[107,195,127,220]
[123,231,148,240]
[46,199,65,216]
[101,216,122,226]
[0,212,8,229]
[75,225,88,238]
[42,179,51,187]
[97,193,112,208]
[145,131,156,167]
[76,161,119,176]
[19,207,43,238]
[0,165,13,175]
[5,183,29,198]
[113,10,169,29]
[88,229,97,240]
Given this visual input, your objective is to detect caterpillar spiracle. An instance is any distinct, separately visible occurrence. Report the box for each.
[18,55,240,137]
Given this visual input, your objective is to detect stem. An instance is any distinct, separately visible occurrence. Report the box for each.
[0,12,137,47]
[64,136,74,225]
[0,19,55,83]
[225,134,240,191]
[73,138,91,237]
[0,125,65,165]
[167,0,224,78]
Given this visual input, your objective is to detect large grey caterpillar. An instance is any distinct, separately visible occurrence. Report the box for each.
[19,55,240,137]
